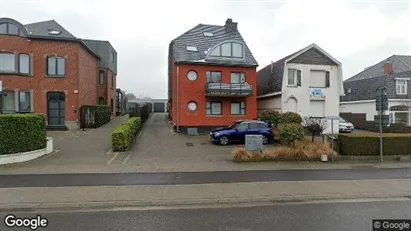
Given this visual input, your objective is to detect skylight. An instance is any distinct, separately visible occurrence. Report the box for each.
[203,32,214,37]
[186,46,198,52]
[47,28,62,35]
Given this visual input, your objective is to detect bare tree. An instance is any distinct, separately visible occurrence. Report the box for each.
[303,117,328,142]
[126,93,137,100]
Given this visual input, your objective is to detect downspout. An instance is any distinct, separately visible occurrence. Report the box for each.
[176,64,180,132]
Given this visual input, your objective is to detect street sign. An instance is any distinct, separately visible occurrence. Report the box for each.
[375,95,388,111]
[374,115,389,127]
[245,135,263,152]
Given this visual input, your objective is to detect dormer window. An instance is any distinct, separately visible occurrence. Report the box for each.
[0,22,24,36]
[203,32,213,37]
[48,30,62,35]
[209,41,244,58]
[186,46,198,52]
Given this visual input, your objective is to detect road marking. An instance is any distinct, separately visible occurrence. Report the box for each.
[137,132,142,139]
[106,149,112,155]
[43,149,60,159]
[123,152,131,164]
[106,152,119,165]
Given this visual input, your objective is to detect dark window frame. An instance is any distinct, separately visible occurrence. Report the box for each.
[18,91,31,112]
[230,101,246,115]
[209,42,244,58]
[230,72,246,83]
[47,56,66,77]
[111,74,114,88]
[206,71,222,83]
[206,101,222,115]
[309,69,329,88]
[99,71,105,85]
[0,52,17,73]
[0,23,22,36]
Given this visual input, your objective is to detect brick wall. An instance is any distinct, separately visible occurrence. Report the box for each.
[171,62,257,127]
[107,69,117,117]
[78,44,98,107]
[0,35,99,126]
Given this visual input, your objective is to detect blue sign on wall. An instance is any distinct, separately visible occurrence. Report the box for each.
[310,89,325,99]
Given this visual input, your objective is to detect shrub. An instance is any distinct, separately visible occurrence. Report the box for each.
[259,110,281,127]
[338,133,411,156]
[0,114,47,155]
[279,112,302,124]
[80,105,111,128]
[232,140,336,162]
[278,123,305,146]
[111,117,142,151]
[303,117,328,142]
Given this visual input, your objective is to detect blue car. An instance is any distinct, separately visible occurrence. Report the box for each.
[209,120,274,145]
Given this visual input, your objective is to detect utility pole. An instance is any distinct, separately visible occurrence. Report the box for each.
[375,85,387,163]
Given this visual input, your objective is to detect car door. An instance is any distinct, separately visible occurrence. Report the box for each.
[248,123,262,135]
[233,123,249,142]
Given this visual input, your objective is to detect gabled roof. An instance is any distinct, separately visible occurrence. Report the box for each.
[170,20,258,67]
[257,43,341,97]
[24,20,76,39]
[345,55,411,82]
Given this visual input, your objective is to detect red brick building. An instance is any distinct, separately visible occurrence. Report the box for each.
[168,19,259,134]
[0,18,117,130]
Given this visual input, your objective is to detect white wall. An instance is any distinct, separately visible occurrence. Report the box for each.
[257,95,282,115]
[282,63,341,118]
[339,101,376,121]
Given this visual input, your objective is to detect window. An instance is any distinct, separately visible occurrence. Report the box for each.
[99,71,105,85]
[111,52,115,63]
[203,32,214,37]
[206,102,222,115]
[0,53,16,73]
[231,102,246,115]
[187,101,198,112]
[99,97,105,105]
[19,54,30,74]
[236,123,248,131]
[110,98,114,112]
[111,74,115,88]
[249,123,266,129]
[288,69,297,86]
[209,42,244,58]
[2,91,15,113]
[396,80,407,95]
[310,70,330,88]
[186,46,198,52]
[8,23,19,35]
[0,23,22,36]
[0,23,6,34]
[206,71,222,83]
[187,70,198,81]
[47,57,66,76]
[231,72,245,83]
[18,91,31,112]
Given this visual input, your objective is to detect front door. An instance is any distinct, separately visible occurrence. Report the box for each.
[47,92,65,126]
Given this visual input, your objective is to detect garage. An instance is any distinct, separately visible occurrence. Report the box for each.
[153,102,166,113]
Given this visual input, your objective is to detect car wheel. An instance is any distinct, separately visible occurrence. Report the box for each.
[219,136,230,145]
[263,136,269,145]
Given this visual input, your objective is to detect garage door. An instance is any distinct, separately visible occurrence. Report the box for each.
[153,102,165,112]
[310,101,325,117]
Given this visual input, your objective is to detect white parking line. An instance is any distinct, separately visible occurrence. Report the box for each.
[137,131,142,139]
[122,152,131,164]
[106,149,112,155]
[106,152,119,165]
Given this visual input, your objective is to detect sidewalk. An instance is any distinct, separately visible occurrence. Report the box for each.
[1,179,411,211]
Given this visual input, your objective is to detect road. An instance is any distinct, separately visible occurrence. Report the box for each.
[0,168,411,188]
[1,199,410,231]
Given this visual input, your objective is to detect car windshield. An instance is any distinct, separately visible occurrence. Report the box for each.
[340,118,348,123]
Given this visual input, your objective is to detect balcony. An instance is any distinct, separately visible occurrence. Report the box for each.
[205,82,253,97]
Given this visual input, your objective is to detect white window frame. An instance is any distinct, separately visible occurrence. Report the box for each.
[287,69,297,86]
[396,79,408,95]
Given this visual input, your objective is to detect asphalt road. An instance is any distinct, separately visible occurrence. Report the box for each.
[1,200,410,231]
[0,168,411,188]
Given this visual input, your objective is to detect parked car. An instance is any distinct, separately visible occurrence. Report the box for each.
[339,117,354,133]
[209,120,274,145]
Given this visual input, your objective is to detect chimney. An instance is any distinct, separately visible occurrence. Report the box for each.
[225,18,237,33]
[384,60,392,76]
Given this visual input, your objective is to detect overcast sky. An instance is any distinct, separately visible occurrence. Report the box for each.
[1,0,410,99]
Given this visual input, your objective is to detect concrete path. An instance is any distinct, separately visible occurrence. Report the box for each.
[1,179,411,211]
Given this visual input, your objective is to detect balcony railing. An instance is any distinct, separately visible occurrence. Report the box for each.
[205,82,253,97]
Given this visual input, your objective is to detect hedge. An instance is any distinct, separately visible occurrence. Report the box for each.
[278,123,305,147]
[338,133,411,156]
[0,114,47,155]
[280,112,303,124]
[259,110,281,127]
[80,105,111,128]
[111,117,142,151]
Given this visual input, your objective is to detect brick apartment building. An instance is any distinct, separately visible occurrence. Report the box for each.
[0,17,117,130]
[168,18,259,134]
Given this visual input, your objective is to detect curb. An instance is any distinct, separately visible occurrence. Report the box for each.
[1,194,410,212]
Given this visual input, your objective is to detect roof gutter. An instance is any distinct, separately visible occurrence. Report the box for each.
[257,91,282,99]
[175,60,258,68]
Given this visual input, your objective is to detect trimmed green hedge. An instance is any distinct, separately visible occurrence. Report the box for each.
[111,117,142,151]
[0,114,47,155]
[339,134,411,156]
[80,105,111,128]
[278,123,305,147]
[280,112,303,124]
